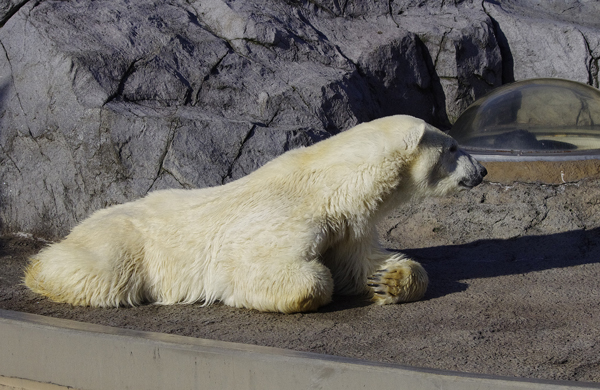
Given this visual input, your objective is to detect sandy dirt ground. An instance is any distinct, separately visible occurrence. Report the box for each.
[1,182,600,384]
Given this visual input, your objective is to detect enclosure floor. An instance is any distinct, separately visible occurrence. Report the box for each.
[2,230,599,384]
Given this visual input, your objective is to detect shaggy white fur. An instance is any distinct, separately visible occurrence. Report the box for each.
[24,115,486,313]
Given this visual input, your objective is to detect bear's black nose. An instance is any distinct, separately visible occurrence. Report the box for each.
[480,166,488,177]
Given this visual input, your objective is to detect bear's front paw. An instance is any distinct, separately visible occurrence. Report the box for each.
[367,259,428,305]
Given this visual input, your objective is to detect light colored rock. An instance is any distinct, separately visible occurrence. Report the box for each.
[483,1,594,84]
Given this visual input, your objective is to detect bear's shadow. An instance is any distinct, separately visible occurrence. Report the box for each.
[404,227,600,300]
[324,227,600,312]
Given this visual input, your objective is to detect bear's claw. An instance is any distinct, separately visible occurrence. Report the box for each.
[367,281,387,295]
[366,277,390,297]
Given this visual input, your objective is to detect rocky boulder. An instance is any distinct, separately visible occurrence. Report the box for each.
[0,0,598,238]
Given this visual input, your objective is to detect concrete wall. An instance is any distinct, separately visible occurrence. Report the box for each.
[1,309,598,390]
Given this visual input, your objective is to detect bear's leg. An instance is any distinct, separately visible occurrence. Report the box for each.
[224,258,334,314]
[367,254,428,305]
[24,212,150,307]
[24,240,148,307]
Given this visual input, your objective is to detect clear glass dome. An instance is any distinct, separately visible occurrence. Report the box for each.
[449,78,600,158]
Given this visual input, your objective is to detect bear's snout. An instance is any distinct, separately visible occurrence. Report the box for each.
[458,155,487,189]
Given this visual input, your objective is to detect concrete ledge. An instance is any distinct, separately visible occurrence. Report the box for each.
[1,309,599,390]
[0,375,70,390]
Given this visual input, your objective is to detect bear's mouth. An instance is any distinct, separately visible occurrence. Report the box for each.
[459,176,484,189]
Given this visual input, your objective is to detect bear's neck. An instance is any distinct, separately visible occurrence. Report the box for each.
[318,164,414,239]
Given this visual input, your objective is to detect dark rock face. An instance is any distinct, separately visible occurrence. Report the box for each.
[0,0,598,237]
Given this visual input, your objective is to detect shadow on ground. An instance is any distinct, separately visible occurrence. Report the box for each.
[403,227,600,300]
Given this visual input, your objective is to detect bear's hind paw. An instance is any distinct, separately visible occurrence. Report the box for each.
[367,259,428,305]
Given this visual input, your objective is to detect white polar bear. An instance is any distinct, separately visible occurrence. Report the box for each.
[24,115,486,313]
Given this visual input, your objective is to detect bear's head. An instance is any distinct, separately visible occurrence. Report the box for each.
[401,118,488,198]
[283,115,487,209]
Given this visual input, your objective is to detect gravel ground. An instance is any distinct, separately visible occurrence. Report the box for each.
[2,181,600,384]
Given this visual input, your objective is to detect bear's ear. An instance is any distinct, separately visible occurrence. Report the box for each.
[402,123,426,151]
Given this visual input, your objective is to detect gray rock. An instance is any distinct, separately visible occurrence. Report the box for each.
[0,0,598,238]
[483,1,593,84]
[0,0,26,26]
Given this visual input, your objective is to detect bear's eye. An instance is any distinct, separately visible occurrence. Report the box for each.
[449,144,458,153]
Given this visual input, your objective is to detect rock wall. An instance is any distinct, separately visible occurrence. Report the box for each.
[0,0,599,237]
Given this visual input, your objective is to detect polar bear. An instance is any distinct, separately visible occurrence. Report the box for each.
[24,115,486,313]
